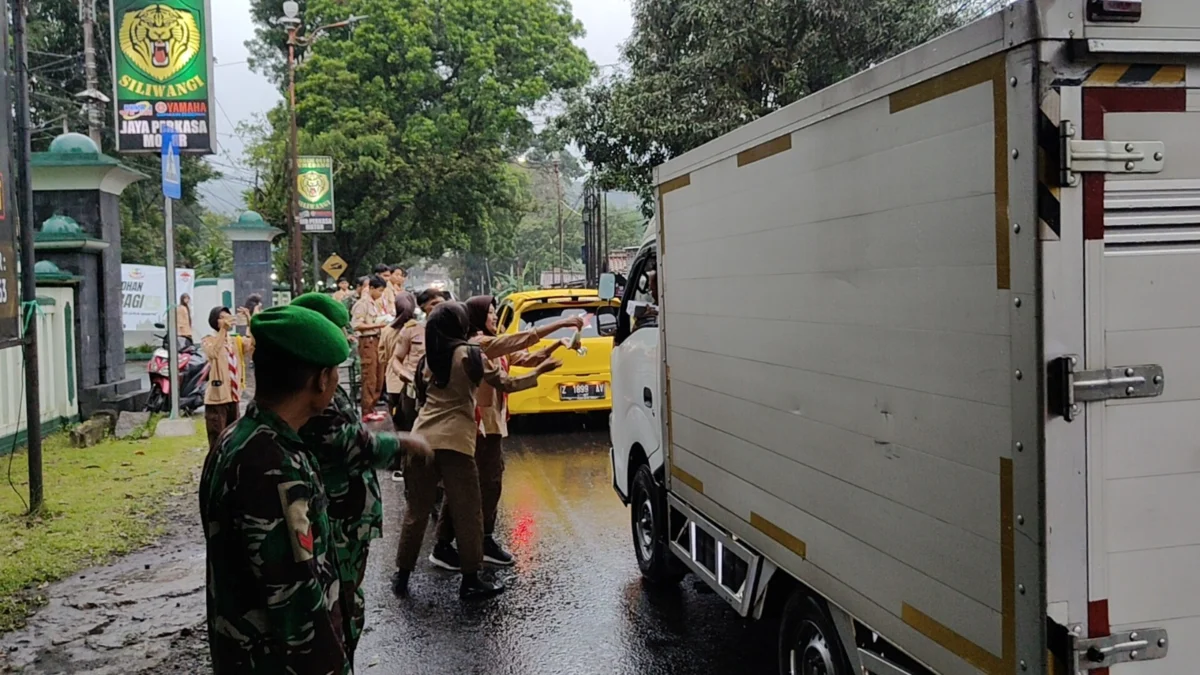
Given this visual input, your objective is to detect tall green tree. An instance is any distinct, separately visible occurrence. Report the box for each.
[555,0,1007,208]
[242,0,593,281]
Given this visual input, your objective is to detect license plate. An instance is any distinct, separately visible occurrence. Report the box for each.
[559,383,606,401]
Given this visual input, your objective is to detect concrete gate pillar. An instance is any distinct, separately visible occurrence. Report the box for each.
[222,211,282,321]
[31,133,147,415]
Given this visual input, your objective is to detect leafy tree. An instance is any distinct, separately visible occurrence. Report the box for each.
[242,0,594,283]
[475,159,647,292]
[555,0,1008,208]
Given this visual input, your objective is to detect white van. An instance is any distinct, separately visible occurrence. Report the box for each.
[603,1,1200,673]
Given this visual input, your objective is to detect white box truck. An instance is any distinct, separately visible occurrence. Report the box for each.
[601,1,1200,673]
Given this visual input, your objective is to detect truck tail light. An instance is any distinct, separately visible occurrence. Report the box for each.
[1088,0,1143,22]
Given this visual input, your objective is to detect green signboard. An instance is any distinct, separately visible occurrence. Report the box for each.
[297,156,336,233]
[110,0,215,154]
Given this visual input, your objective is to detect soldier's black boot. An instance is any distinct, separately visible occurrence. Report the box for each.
[390,570,411,597]
[459,571,504,600]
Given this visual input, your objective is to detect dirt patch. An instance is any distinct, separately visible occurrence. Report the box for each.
[0,471,207,674]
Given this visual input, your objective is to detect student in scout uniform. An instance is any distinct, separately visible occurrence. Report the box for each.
[429,295,581,570]
[202,307,244,451]
[382,293,418,432]
[332,278,352,302]
[351,276,389,422]
[385,290,443,483]
[290,292,431,664]
[390,265,408,296]
[176,293,193,347]
[374,264,396,310]
[391,303,563,600]
[199,305,352,674]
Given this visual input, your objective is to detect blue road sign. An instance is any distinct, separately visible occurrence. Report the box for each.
[161,128,182,200]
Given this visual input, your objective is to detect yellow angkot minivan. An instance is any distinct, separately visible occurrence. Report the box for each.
[497,289,619,416]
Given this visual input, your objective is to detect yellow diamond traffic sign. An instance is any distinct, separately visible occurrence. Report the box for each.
[321,254,348,280]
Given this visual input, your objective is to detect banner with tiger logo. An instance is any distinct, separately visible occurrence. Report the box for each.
[297,156,337,234]
[110,0,214,154]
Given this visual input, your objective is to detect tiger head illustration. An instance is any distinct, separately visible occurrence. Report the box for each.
[298,171,331,204]
[118,4,202,83]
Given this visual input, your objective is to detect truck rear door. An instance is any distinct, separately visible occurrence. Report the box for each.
[1078,74,1197,674]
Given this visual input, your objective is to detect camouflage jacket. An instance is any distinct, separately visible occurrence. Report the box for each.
[301,387,402,572]
[199,403,350,675]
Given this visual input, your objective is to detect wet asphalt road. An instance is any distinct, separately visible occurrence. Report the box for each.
[0,419,776,674]
[354,422,776,675]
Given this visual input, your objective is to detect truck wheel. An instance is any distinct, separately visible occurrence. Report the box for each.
[778,590,851,675]
[630,463,685,584]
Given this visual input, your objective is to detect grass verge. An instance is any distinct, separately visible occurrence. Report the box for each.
[0,418,206,632]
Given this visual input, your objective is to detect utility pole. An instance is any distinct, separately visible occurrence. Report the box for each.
[286,28,302,296]
[553,158,563,287]
[311,236,318,289]
[77,0,107,146]
[13,0,43,513]
[275,1,364,296]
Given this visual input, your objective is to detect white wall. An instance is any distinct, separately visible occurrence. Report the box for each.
[0,286,80,444]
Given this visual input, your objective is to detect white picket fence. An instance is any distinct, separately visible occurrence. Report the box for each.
[0,287,79,451]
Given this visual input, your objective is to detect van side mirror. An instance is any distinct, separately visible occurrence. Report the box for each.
[599,273,616,301]
[597,312,617,337]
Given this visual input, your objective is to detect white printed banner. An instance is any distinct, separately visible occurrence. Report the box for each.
[120,264,195,331]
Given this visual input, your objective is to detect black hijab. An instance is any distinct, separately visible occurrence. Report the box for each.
[390,292,416,329]
[464,295,495,337]
[423,302,483,389]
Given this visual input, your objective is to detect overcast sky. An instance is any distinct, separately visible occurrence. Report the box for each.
[199,0,634,215]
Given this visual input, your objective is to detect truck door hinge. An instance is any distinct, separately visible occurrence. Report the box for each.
[1047,355,1165,422]
[1060,120,1165,187]
[1072,628,1169,671]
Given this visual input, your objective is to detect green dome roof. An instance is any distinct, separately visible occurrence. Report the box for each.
[227,210,275,229]
[238,211,266,226]
[41,214,83,235]
[47,133,100,155]
[34,260,64,274]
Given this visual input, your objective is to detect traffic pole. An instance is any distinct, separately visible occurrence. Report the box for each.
[164,195,179,419]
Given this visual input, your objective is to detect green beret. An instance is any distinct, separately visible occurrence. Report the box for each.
[290,292,351,329]
[250,305,350,367]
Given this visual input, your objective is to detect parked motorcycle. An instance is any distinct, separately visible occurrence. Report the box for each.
[144,323,209,414]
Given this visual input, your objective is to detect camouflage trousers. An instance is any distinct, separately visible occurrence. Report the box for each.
[340,539,370,661]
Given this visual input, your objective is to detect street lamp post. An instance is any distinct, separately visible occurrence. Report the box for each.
[275,1,365,296]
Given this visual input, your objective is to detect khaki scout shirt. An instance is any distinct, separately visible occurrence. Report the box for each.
[202,333,239,405]
[177,306,192,338]
[384,320,424,393]
[352,296,384,337]
[474,330,549,438]
[412,345,539,456]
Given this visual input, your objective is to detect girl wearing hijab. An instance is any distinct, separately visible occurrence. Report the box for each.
[382,292,418,432]
[428,295,582,570]
[391,303,562,600]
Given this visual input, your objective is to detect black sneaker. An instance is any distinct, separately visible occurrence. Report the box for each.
[390,570,410,597]
[459,572,505,600]
[429,542,461,571]
[483,536,515,567]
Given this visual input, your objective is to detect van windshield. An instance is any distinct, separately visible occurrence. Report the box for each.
[517,305,606,339]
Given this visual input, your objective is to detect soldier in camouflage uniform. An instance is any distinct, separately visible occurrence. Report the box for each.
[200,305,353,674]
[291,292,431,662]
